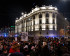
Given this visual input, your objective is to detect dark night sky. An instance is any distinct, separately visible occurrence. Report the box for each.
[0,0,70,28]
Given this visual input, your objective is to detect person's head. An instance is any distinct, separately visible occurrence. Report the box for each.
[12,42,20,51]
[3,49,7,54]
[43,42,47,47]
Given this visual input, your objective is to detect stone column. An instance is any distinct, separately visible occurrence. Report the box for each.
[17,24,19,33]
[55,14,57,30]
[42,12,46,24]
[35,14,39,31]
[42,13,46,30]
[15,24,18,33]
[25,20,26,32]
[49,12,53,24]
[49,12,53,30]
[21,20,23,32]
[55,14,57,24]
[35,14,39,25]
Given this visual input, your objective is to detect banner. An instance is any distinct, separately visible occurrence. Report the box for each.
[21,32,28,41]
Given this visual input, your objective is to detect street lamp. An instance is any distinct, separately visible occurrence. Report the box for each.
[65,18,67,20]
[21,12,24,15]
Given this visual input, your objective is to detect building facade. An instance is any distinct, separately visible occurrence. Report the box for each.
[15,5,69,38]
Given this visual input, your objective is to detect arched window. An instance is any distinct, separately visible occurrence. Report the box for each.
[39,14,42,18]
[46,13,49,17]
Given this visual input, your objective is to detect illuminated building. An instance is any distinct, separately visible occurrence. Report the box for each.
[15,5,69,38]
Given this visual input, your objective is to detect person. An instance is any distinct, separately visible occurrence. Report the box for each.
[8,42,20,56]
[9,42,20,53]
[0,49,8,56]
[0,43,3,54]
[40,42,50,56]
[29,46,36,56]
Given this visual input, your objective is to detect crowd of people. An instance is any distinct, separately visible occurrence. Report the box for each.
[0,37,70,56]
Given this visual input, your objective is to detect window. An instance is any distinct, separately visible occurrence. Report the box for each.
[33,26,35,31]
[53,19,55,24]
[39,14,42,18]
[39,26,42,30]
[39,19,42,24]
[46,13,49,17]
[53,25,55,30]
[34,21,35,25]
[53,13,55,18]
[33,16,35,19]
[46,19,49,24]
[24,20,25,23]
[21,20,23,23]
[26,23,27,27]
[46,25,49,30]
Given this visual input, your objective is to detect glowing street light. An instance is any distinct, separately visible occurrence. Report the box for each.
[21,12,24,15]
[65,18,67,20]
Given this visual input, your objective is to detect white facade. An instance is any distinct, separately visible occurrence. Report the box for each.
[15,5,58,37]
